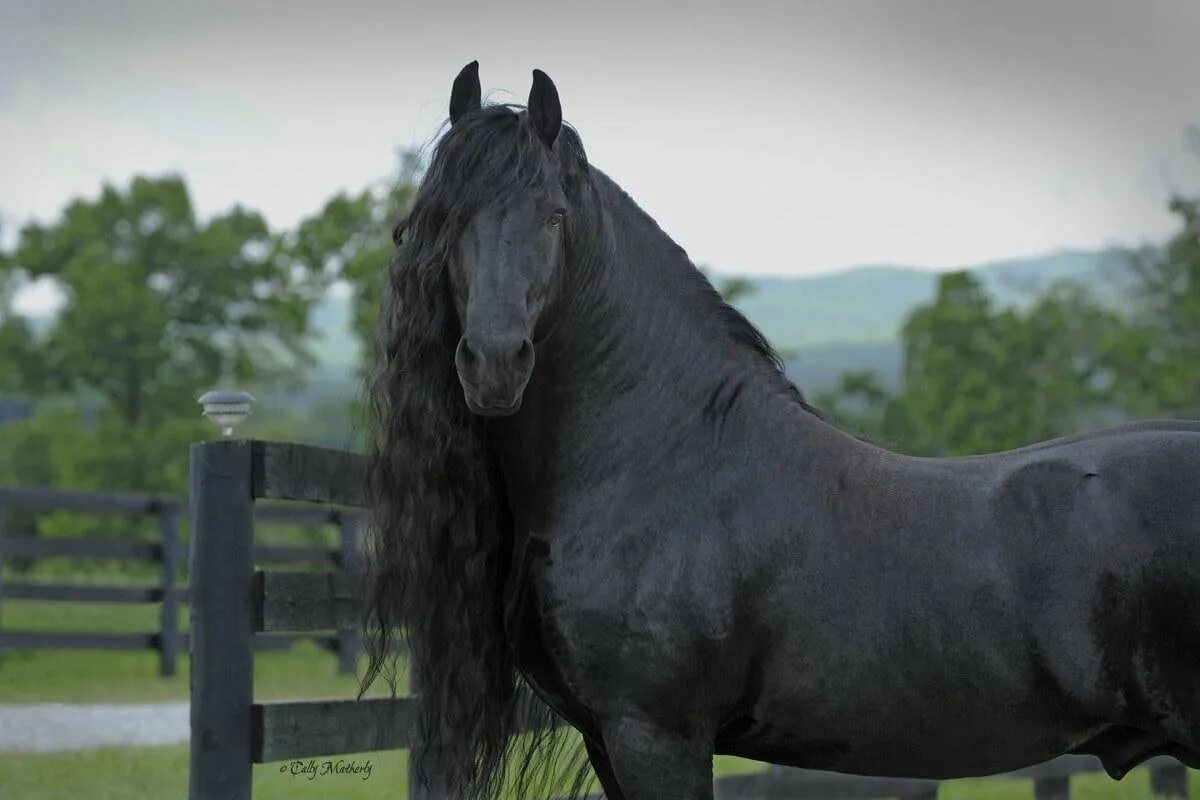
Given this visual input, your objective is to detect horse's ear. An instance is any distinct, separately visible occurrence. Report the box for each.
[449,61,481,125]
[527,69,562,148]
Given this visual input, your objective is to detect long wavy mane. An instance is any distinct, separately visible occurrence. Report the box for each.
[361,105,591,799]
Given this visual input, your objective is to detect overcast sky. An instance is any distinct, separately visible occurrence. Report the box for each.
[3,0,1198,310]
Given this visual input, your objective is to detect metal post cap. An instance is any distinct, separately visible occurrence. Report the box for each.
[199,389,256,437]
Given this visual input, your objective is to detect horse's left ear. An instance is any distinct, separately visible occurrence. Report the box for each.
[449,60,481,125]
[528,69,562,148]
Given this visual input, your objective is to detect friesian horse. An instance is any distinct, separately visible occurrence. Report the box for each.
[361,61,1200,800]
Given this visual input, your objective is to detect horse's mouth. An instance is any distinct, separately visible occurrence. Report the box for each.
[466,395,523,417]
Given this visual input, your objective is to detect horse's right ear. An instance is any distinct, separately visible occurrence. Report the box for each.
[527,69,562,148]
[449,61,481,125]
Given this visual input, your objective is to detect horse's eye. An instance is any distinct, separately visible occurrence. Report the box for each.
[547,211,565,228]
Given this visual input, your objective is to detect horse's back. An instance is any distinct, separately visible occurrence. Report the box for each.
[726,419,1200,778]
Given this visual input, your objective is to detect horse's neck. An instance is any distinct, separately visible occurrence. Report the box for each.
[490,184,802,528]
[552,175,764,407]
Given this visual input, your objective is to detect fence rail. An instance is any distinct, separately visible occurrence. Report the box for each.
[703,756,1189,800]
[0,484,362,675]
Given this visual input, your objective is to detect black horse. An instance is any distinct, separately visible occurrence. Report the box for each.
[362,61,1200,800]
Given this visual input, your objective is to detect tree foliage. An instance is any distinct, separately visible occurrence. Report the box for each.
[819,188,1200,455]
[3,175,322,427]
[288,151,421,371]
[0,173,333,544]
[1118,194,1200,417]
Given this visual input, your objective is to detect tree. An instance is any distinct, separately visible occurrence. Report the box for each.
[0,230,46,394]
[1117,192,1200,417]
[288,151,421,372]
[821,271,1125,455]
[4,175,321,428]
[814,370,916,449]
[0,312,47,396]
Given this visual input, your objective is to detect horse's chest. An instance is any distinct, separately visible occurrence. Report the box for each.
[503,539,597,729]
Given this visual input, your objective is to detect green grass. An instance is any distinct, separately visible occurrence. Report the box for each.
[0,745,408,800]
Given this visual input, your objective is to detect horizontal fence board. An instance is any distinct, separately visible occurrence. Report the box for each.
[253,695,562,764]
[251,442,368,508]
[0,631,159,651]
[0,486,178,515]
[253,633,340,652]
[252,697,417,762]
[1,582,186,603]
[255,503,361,526]
[1004,754,1181,781]
[254,571,363,633]
[0,536,162,562]
[3,540,343,568]
[254,544,338,566]
[0,630,334,653]
[1,538,339,567]
[0,488,359,526]
[702,757,1193,800]
[712,769,939,800]
[1005,754,1104,780]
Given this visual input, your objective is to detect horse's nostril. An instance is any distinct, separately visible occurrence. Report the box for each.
[515,339,534,367]
[455,338,480,374]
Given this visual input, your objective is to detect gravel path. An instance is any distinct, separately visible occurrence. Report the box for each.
[0,702,189,753]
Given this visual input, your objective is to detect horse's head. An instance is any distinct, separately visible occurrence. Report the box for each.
[365,63,593,798]
[442,62,570,416]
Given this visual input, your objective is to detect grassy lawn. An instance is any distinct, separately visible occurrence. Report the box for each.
[0,745,408,800]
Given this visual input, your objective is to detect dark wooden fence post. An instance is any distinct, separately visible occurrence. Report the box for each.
[189,440,255,800]
[159,501,182,677]
[409,665,451,800]
[1034,775,1071,800]
[1152,762,1189,799]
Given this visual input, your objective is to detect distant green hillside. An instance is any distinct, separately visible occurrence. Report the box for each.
[725,249,1122,350]
[786,340,903,397]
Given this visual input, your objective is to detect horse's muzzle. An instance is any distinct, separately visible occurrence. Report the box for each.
[455,334,534,416]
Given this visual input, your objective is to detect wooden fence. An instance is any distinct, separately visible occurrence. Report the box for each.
[187,438,1192,800]
[0,484,363,675]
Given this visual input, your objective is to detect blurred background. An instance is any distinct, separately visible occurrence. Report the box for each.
[1,1,1198,797]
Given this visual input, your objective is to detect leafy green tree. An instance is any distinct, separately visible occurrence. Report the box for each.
[0,233,46,394]
[1117,193,1200,417]
[288,151,421,371]
[4,175,321,427]
[898,272,1011,453]
[814,370,916,449]
[821,271,1125,455]
[0,312,47,395]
